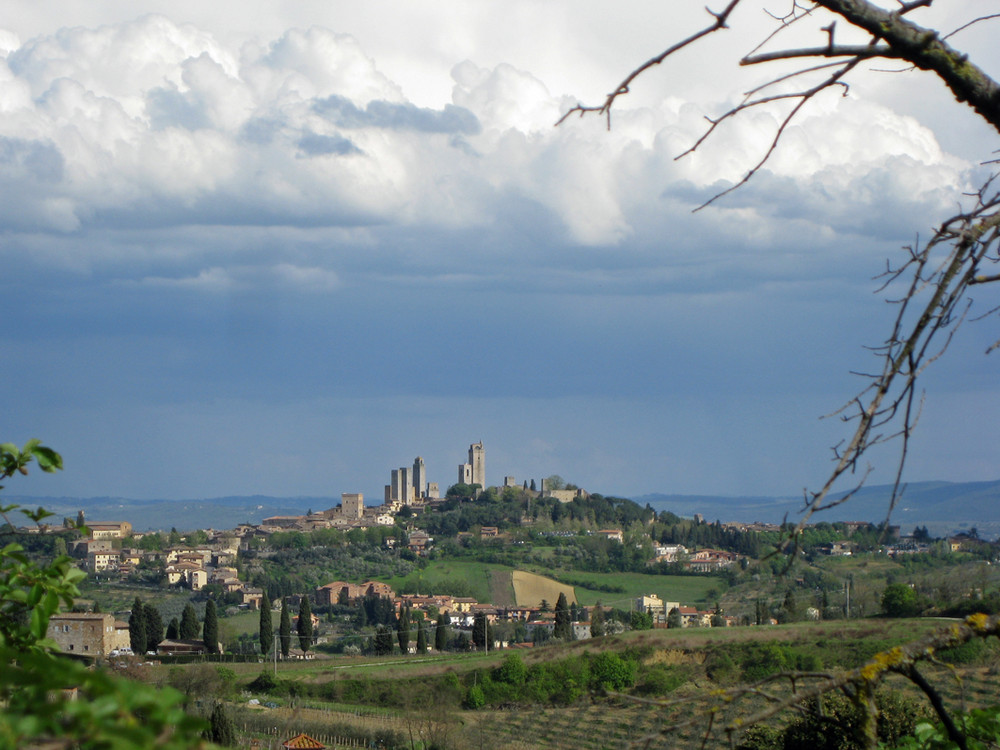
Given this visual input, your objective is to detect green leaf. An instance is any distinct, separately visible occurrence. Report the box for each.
[22,507,55,523]
[28,605,45,641]
[31,447,63,472]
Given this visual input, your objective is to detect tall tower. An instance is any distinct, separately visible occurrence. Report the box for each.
[341,493,364,519]
[413,457,427,500]
[400,466,412,505]
[468,442,485,488]
[391,469,405,504]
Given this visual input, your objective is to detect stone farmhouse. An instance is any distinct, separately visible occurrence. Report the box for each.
[314,580,395,607]
[47,613,130,658]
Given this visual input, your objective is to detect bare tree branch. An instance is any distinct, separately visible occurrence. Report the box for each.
[742,44,900,63]
[556,0,744,129]
[814,0,1000,131]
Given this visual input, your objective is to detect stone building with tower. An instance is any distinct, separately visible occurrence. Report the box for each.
[412,457,427,500]
[458,441,485,487]
[385,456,439,505]
[386,467,413,505]
[340,492,364,520]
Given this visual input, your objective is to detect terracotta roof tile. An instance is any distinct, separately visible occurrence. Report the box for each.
[282,733,325,749]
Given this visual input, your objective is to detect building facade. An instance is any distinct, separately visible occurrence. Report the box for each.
[47,613,130,657]
[341,492,364,519]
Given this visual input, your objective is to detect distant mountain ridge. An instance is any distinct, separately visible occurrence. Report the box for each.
[635,479,1000,540]
[4,495,335,532]
[8,478,1000,540]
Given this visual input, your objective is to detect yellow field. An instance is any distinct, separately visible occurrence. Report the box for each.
[511,570,575,607]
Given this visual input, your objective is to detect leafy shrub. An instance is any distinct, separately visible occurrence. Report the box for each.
[735,724,783,750]
[589,652,637,692]
[464,684,485,710]
[882,583,920,618]
[493,653,528,685]
[740,643,790,682]
[937,637,990,665]
[706,651,737,684]
[634,664,690,696]
[246,671,279,693]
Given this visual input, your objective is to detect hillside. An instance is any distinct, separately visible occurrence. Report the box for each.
[636,479,1000,539]
[214,618,998,750]
[11,478,1000,539]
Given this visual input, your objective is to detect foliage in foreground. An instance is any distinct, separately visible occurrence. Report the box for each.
[891,705,1000,750]
[0,440,208,748]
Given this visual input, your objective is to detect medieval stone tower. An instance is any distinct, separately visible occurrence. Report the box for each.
[341,492,364,519]
[413,456,427,499]
[458,441,485,487]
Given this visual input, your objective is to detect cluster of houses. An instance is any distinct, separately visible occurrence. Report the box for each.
[649,544,744,571]
[41,581,727,663]
[315,580,732,641]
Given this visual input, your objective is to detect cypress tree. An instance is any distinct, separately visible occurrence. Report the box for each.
[667,606,682,629]
[205,702,235,746]
[590,602,606,638]
[259,593,272,656]
[128,598,146,655]
[166,617,179,640]
[203,599,218,655]
[373,625,394,656]
[472,612,489,650]
[297,596,313,654]
[354,602,368,628]
[180,602,199,639]
[397,606,411,654]
[279,597,291,658]
[144,605,164,652]
[416,618,427,654]
[553,592,572,640]
[434,612,449,652]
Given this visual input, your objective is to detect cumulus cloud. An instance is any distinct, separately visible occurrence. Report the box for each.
[0,14,980,272]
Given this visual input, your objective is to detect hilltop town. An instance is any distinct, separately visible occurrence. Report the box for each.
[14,440,997,665]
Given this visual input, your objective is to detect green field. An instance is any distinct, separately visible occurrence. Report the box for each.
[378,561,722,609]
[378,561,513,603]
[218,609,278,639]
[554,570,723,607]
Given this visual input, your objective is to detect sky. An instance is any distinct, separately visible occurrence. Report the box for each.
[3,1,999,505]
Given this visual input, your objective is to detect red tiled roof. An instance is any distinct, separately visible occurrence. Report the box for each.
[282,733,325,749]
